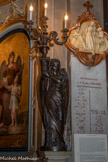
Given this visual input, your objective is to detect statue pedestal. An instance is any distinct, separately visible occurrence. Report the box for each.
[44,151,72,162]
[41,145,67,151]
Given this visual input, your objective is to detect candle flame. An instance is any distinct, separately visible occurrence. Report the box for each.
[44,2,48,9]
[29,5,33,12]
[64,15,68,21]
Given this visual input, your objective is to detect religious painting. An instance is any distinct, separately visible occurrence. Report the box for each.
[66,1,108,66]
[0,31,30,151]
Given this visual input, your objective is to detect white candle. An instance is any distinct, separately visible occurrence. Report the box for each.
[64,14,68,28]
[29,5,33,20]
[44,2,48,16]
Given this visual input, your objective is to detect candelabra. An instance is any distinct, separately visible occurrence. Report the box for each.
[28,3,69,58]
[28,3,69,152]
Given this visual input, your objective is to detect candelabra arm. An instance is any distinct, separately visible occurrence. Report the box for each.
[27,17,69,57]
[49,28,69,45]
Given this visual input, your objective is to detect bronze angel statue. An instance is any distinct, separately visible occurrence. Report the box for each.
[40,57,69,151]
[0,51,24,128]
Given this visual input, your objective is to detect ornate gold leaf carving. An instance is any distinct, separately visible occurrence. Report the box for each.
[0,0,15,6]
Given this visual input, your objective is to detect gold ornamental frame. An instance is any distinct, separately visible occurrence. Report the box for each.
[66,1,108,66]
[0,4,31,153]
[0,0,15,6]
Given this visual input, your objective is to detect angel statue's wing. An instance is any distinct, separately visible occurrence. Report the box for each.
[0,61,6,102]
[61,68,69,125]
[16,56,24,85]
[0,61,6,86]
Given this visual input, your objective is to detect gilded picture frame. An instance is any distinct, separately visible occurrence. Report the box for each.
[0,18,31,155]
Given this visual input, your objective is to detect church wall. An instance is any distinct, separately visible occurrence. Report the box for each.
[0,0,106,161]
[68,1,107,162]
[40,0,106,162]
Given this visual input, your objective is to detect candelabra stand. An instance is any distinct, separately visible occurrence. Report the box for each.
[28,15,69,152]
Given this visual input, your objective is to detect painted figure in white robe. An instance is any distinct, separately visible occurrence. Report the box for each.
[3,75,21,127]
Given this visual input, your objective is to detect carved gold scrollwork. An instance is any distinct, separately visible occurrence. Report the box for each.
[0,0,15,6]
[0,0,26,28]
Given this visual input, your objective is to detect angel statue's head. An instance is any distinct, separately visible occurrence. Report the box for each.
[8,51,15,64]
[50,59,61,75]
